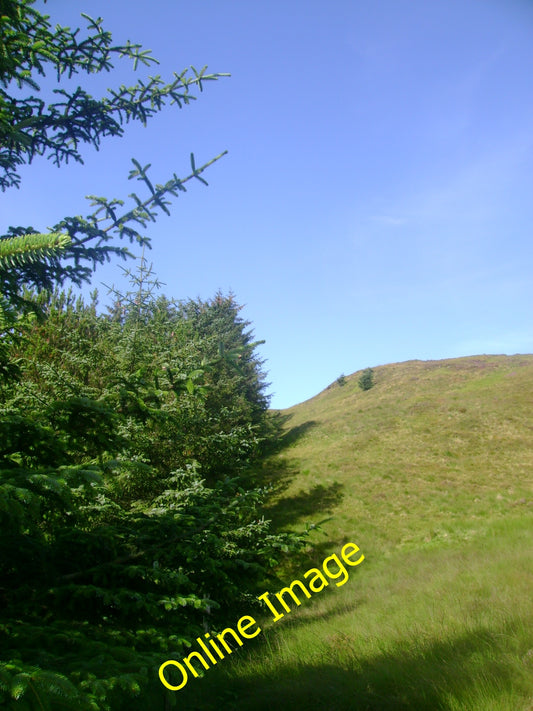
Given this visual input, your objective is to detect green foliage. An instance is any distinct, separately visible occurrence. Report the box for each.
[0,232,71,384]
[358,367,375,391]
[1,0,228,308]
[336,373,346,387]
[0,232,70,268]
[0,0,227,391]
[0,3,302,709]
[0,0,228,191]
[0,279,305,709]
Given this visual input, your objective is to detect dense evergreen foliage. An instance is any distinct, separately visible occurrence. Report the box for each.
[358,368,375,391]
[1,279,301,710]
[0,3,303,708]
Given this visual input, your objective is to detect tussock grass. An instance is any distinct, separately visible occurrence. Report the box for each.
[177,356,533,710]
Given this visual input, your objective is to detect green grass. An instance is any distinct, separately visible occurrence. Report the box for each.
[174,355,533,710]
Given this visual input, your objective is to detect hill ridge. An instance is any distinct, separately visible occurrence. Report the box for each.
[284,353,533,411]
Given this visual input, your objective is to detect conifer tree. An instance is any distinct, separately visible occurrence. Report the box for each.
[1,0,228,298]
[358,367,375,391]
[0,5,305,708]
[1,278,304,711]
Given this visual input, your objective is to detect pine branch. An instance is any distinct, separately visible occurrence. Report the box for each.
[101,151,229,234]
[0,232,70,269]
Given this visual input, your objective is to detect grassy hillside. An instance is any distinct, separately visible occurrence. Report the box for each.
[177,355,533,710]
[267,354,532,556]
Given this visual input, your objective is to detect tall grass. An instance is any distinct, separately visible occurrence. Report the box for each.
[175,356,533,710]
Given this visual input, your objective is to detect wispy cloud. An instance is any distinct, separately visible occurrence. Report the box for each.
[366,131,533,229]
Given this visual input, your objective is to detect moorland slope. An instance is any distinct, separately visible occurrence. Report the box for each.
[267,354,533,557]
[183,355,533,711]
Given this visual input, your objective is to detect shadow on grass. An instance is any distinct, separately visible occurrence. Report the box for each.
[177,623,522,711]
[278,419,320,449]
[253,414,344,535]
[261,413,320,456]
[259,583,366,634]
[264,481,344,530]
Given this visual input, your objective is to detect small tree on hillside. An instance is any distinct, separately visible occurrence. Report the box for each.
[358,367,375,391]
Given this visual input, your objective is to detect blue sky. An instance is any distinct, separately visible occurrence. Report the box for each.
[3,0,532,408]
